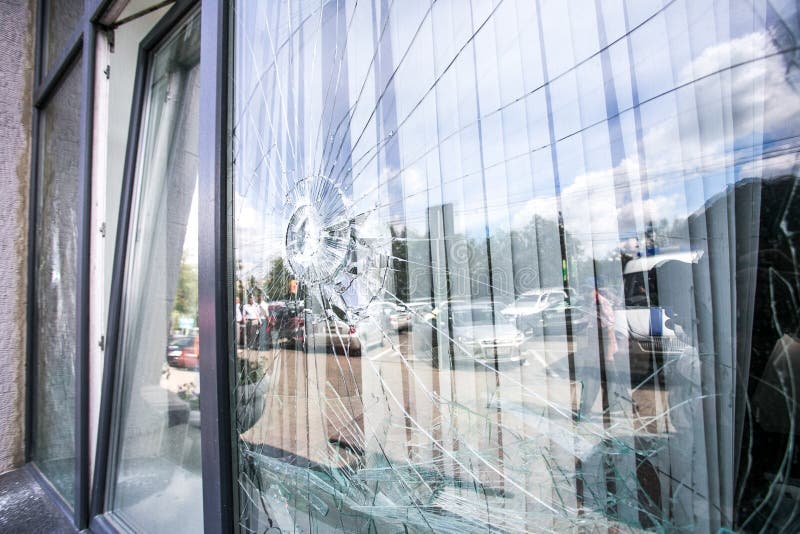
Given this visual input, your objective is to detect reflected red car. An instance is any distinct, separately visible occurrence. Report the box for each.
[166,335,199,369]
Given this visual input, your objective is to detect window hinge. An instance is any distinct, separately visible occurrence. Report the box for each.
[104,65,111,79]
[100,222,106,237]
[98,336,105,351]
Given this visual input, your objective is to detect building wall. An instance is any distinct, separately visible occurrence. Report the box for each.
[0,0,35,474]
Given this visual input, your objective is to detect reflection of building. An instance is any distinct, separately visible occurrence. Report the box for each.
[1,1,800,533]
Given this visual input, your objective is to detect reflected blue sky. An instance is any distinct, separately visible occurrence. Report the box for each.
[230,1,800,531]
[233,0,799,276]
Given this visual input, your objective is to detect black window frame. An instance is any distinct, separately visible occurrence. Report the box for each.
[25,0,92,529]
[197,0,236,529]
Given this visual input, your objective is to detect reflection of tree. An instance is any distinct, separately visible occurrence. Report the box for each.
[172,255,198,329]
[390,226,409,302]
[513,215,585,264]
[403,214,587,299]
[264,257,291,300]
[261,257,307,301]
[601,217,690,271]
[463,216,586,297]
[405,210,705,299]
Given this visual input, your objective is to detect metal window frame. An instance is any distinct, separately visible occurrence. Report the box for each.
[88,1,207,531]
[25,0,91,529]
[198,0,236,530]
[26,0,235,532]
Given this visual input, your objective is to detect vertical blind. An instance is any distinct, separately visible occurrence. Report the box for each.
[231,1,800,531]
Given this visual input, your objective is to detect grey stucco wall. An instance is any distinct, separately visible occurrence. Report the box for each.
[0,0,35,474]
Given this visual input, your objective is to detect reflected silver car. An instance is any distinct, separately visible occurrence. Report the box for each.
[501,288,587,335]
[449,303,525,363]
[306,316,383,356]
[370,301,412,332]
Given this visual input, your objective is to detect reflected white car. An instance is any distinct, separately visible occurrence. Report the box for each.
[500,288,587,335]
[619,251,702,377]
[449,303,525,363]
[369,301,412,332]
[306,316,383,356]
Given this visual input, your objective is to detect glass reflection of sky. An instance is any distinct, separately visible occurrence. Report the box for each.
[231,1,800,532]
[233,0,800,277]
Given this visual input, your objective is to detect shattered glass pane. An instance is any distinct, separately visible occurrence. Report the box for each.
[230,1,800,532]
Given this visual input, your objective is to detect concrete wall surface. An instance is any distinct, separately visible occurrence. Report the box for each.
[0,0,35,474]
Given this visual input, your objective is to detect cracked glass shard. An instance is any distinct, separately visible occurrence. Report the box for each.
[230,1,800,533]
[283,174,389,324]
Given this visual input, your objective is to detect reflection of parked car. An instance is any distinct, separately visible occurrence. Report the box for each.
[166,335,199,369]
[281,302,305,345]
[619,251,701,378]
[426,299,469,321]
[405,300,433,319]
[448,303,525,363]
[370,301,412,332]
[307,317,383,357]
[266,302,305,347]
[501,288,587,335]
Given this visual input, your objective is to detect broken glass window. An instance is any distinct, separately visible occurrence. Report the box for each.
[230,1,800,532]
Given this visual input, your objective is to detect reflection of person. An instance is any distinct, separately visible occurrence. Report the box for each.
[579,278,620,419]
[269,307,279,348]
[257,295,269,350]
[235,296,244,347]
[243,296,261,349]
[592,286,618,359]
